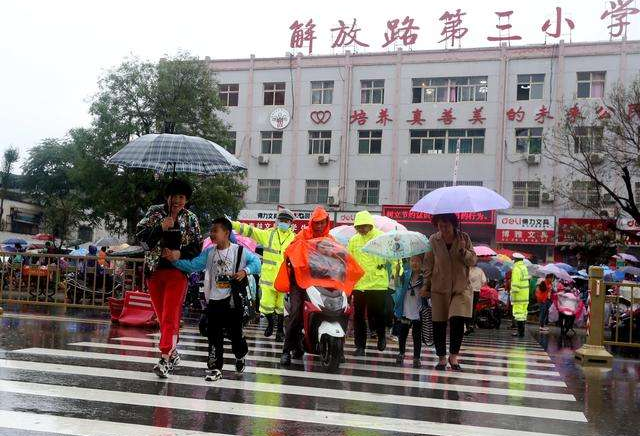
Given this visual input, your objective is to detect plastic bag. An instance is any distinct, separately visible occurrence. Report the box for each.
[548,302,559,323]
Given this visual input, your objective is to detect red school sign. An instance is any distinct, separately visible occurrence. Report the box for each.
[381,205,495,225]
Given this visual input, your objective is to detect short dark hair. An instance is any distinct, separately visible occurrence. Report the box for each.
[432,213,459,229]
[212,217,232,235]
[164,178,193,200]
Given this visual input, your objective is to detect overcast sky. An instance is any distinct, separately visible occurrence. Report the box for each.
[1,0,637,168]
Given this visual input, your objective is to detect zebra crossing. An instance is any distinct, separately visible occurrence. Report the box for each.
[0,322,592,436]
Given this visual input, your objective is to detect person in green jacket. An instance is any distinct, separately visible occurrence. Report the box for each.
[510,253,531,338]
[348,210,390,355]
[232,209,296,341]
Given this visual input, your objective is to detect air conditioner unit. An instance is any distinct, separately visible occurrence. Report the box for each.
[526,154,541,165]
[603,193,615,205]
[257,155,270,165]
[541,191,555,203]
[317,155,331,165]
[589,153,604,165]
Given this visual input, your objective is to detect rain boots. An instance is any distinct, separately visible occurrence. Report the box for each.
[275,314,285,342]
[264,314,275,337]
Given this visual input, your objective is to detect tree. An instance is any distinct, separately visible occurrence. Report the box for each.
[544,77,640,224]
[0,147,19,231]
[73,52,246,238]
[22,138,85,247]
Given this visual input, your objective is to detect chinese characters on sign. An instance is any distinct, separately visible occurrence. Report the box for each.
[382,205,495,225]
[496,214,556,245]
[289,9,637,54]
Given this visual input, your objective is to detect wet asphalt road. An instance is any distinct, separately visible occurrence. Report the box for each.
[0,306,638,436]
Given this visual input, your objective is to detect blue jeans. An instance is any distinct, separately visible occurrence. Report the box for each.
[539,300,551,327]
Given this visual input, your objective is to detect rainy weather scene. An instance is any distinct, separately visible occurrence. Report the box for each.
[2,0,640,435]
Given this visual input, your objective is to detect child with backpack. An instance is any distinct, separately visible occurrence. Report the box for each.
[164,217,261,381]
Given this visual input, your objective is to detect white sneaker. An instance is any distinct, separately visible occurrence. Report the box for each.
[205,369,223,382]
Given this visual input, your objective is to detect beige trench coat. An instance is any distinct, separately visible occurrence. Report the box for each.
[423,231,477,322]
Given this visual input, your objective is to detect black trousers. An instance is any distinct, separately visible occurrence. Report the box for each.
[353,289,387,349]
[283,287,305,353]
[397,319,422,358]
[433,316,465,357]
[207,297,248,370]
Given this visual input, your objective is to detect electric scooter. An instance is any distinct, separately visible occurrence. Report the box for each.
[302,285,351,372]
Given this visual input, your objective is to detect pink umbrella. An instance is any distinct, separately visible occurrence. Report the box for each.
[474,246,497,257]
[372,215,407,233]
[614,253,639,263]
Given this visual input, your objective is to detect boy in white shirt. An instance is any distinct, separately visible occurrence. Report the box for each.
[164,217,261,381]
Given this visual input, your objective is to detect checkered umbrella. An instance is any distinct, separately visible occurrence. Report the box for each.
[107,133,247,175]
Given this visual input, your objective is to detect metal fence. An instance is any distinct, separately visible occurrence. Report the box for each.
[0,252,145,309]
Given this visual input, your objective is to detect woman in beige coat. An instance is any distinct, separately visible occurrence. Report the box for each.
[421,213,477,371]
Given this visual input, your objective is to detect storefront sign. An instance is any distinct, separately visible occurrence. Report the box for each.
[617,217,640,231]
[381,205,494,225]
[557,218,614,244]
[496,214,555,245]
[238,209,353,233]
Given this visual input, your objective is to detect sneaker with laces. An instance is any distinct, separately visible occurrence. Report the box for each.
[395,353,404,365]
[204,369,223,382]
[235,358,246,373]
[207,348,217,370]
[168,351,181,372]
[153,358,170,378]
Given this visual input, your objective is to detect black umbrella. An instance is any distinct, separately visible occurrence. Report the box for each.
[107,133,247,175]
[477,261,503,281]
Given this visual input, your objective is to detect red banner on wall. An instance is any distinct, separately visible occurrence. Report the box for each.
[556,218,614,243]
[381,205,495,225]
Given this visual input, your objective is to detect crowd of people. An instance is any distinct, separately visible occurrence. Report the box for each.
[136,178,581,381]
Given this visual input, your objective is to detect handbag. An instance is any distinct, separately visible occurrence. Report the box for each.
[548,302,559,323]
[420,297,434,346]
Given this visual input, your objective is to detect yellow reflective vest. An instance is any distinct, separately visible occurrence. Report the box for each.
[232,222,295,293]
[348,228,390,291]
[510,261,530,304]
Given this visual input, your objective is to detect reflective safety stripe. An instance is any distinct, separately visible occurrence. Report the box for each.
[261,280,274,286]
[267,229,276,251]
[263,247,279,254]
[262,259,278,266]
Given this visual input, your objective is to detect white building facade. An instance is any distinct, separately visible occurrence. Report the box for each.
[208,40,640,261]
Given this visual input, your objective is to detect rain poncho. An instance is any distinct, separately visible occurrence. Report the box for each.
[295,206,332,241]
[275,237,364,296]
[348,211,389,291]
[511,260,531,321]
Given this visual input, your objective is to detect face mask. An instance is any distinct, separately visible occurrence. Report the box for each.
[277,222,291,231]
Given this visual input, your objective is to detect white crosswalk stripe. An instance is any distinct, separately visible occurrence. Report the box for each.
[2,324,589,436]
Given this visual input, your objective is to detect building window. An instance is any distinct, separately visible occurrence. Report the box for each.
[577,72,605,99]
[355,180,380,205]
[222,131,236,154]
[257,179,280,203]
[411,76,488,103]
[573,126,604,153]
[308,131,331,154]
[361,80,385,104]
[513,181,541,208]
[305,179,329,204]
[447,129,485,154]
[218,83,239,106]
[516,74,545,101]
[409,129,484,154]
[260,131,283,154]
[515,128,543,154]
[263,82,285,105]
[311,81,334,104]
[407,180,482,204]
[572,181,600,206]
[410,130,446,154]
[358,130,383,154]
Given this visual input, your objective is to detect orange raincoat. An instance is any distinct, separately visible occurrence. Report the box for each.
[275,237,364,296]
[294,206,332,241]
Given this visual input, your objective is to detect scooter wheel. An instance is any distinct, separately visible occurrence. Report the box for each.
[320,335,342,372]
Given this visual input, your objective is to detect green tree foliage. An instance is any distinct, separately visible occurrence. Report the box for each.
[70,52,246,239]
[0,146,19,230]
[21,138,85,246]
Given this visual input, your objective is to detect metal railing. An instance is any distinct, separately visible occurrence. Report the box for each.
[0,252,146,309]
[575,266,640,367]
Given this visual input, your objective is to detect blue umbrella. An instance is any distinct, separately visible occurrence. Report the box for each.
[3,238,27,246]
[555,262,578,274]
[2,245,17,253]
[70,248,88,256]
